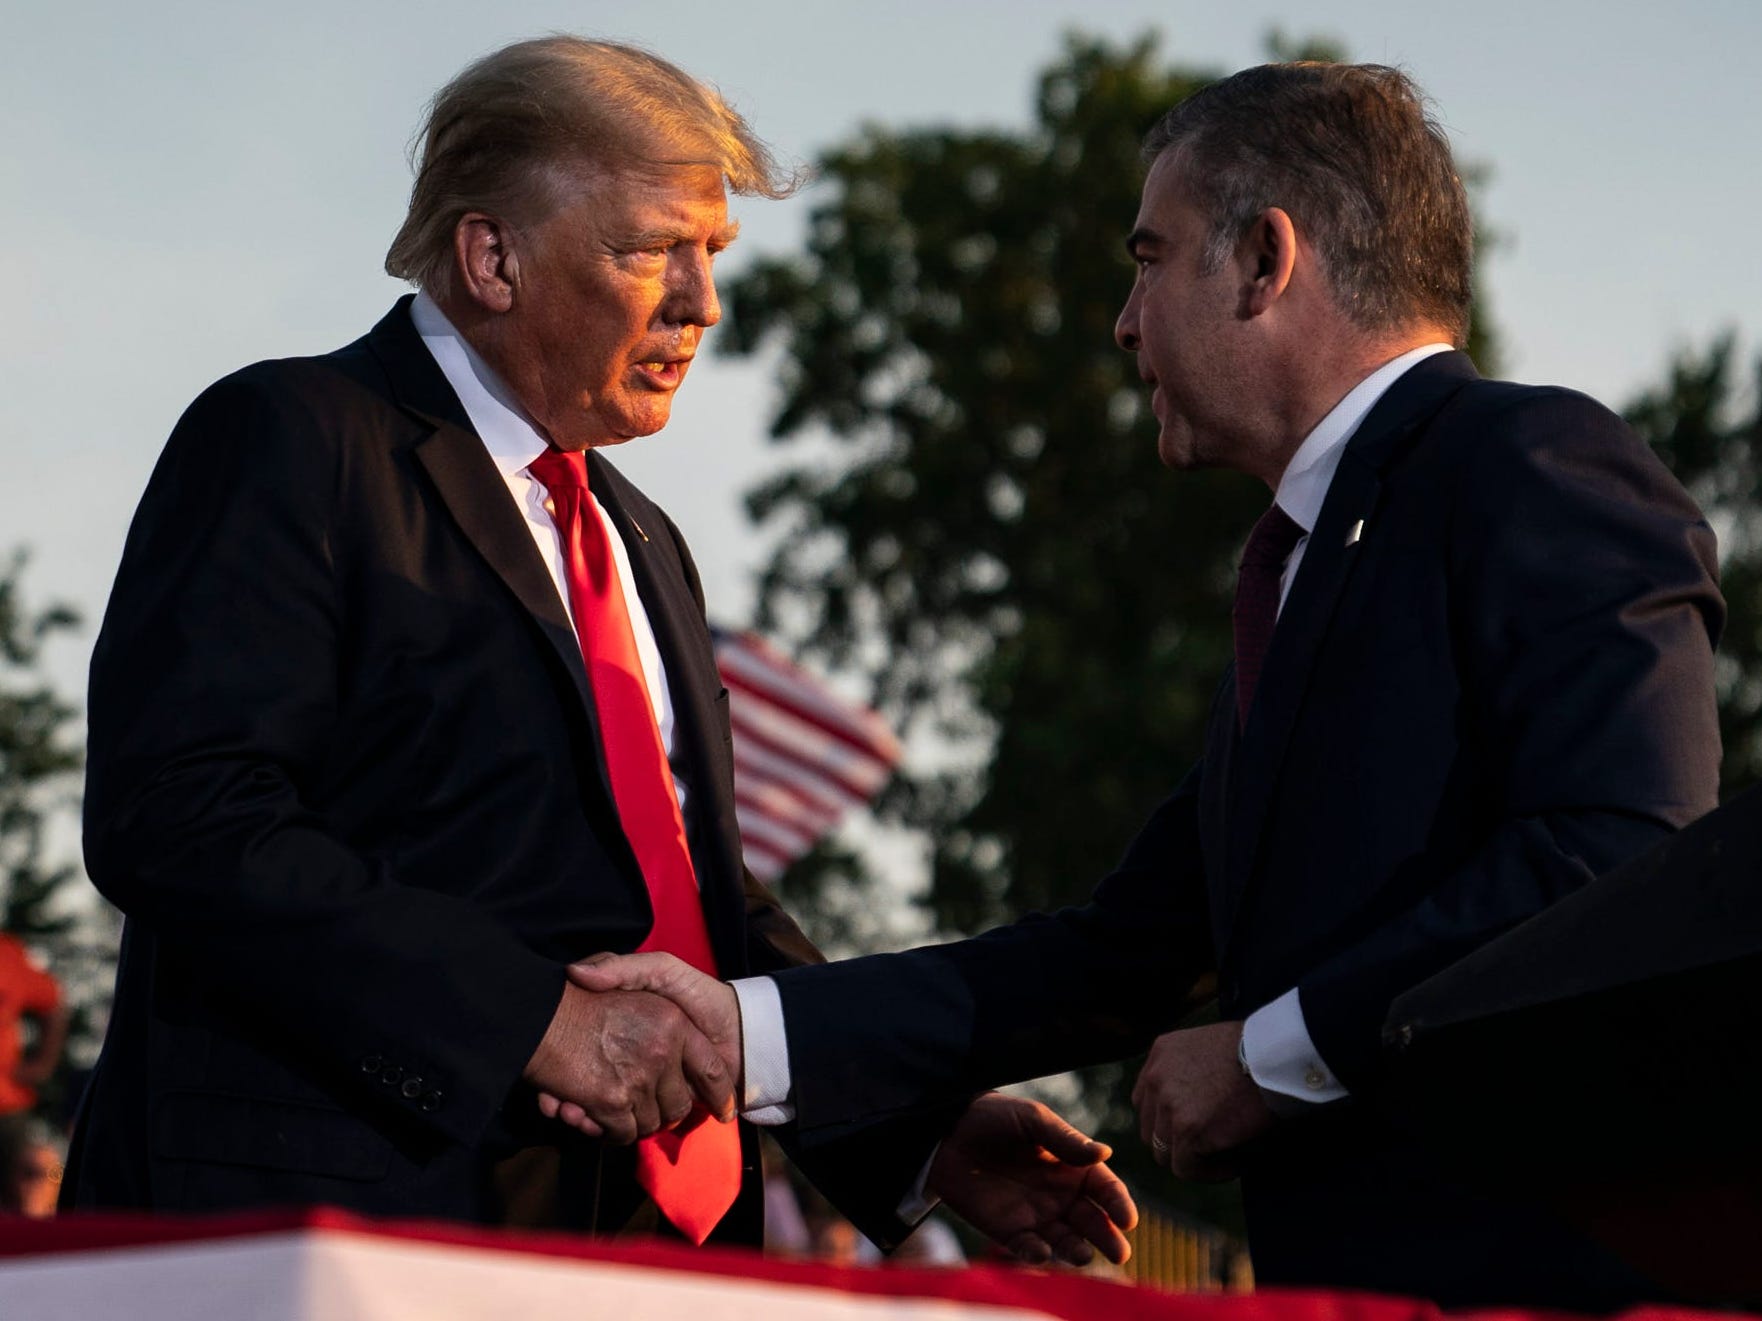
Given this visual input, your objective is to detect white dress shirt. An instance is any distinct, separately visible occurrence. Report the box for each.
[409,292,690,817]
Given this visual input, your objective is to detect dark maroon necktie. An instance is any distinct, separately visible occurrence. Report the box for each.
[1233,503,1306,728]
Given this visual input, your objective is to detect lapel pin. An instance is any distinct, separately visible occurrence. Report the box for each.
[1344,518,1364,547]
[628,515,650,544]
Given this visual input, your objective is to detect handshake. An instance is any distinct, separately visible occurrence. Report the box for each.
[521,951,1138,1266]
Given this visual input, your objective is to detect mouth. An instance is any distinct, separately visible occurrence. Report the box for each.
[633,355,693,389]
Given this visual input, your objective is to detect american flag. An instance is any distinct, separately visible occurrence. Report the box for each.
[711,627,904,881]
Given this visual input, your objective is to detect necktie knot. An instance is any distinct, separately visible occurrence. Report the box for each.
[529,447,590,494]
[1241,502,1305,569]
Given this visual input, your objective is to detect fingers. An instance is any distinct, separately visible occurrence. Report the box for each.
[680,1024,737,1121]
[655,1057,697,1131]
[570,954,740,1057]
[1066,1189,1134,1264]
[526,983,705,1143]
[1045,1225,1097,1268]
[1022,1104,1110,1167]
[567,951,690,995]
[1007,1231,1053,1266]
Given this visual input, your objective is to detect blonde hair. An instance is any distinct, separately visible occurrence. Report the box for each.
[385,36,802,295]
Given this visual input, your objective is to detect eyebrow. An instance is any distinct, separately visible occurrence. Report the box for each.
[625,220,743,249]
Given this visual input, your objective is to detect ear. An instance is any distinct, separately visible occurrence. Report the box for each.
[451,212,520,314]
[1238,207,1299,317]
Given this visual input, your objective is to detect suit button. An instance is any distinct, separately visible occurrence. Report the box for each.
[420,1090,443,1113]
[379,1065,403,1086]
[360,1055,383,1074]
[400,1077,424,1100]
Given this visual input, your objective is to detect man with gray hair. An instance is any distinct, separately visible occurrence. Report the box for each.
[64,36,1135,1260]
[578,62,1723,1306]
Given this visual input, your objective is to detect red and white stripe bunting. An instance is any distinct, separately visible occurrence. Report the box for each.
[713,628,902,881]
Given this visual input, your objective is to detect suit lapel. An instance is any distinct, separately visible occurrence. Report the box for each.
[1217,353,1481,960]
[366,300,616,805]
[365,299,743,964]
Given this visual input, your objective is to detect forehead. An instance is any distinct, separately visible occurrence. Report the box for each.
[1136,150,1201,231]
[1125,150,1208,261]
[562,163,735,240]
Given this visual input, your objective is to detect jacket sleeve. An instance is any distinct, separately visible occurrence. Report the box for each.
[84,371,562,1148]
[767,763,1215,1134]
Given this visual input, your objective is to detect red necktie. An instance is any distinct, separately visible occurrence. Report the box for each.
[529,448,739,1245]
[1233,503,1306,728]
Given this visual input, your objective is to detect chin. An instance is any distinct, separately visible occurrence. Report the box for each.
[1156,428,1197,471]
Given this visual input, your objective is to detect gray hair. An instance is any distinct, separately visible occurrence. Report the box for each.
[385,36,803,296]
[1145,62,1473,345]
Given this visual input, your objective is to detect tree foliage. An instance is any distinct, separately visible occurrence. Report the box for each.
[0,551,82,940]
[722,32,1500,939]
[1625,335,1762,794]
[0,550,114,1114]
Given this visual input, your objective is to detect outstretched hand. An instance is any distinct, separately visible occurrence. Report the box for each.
[930,1092,1138,1267]
[536,952,743,1137]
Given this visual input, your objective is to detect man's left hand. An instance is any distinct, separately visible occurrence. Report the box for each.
[930,1092,1138,1267]
[1132,1021,1273,1180]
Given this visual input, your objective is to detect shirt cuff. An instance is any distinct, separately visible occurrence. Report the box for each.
[730,976,795,1125]
[1241,987,1349,1106]
[896,1147,941,1224]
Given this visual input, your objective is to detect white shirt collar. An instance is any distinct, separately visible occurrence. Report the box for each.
[409,290,551,479]
[1274,343,1454,533]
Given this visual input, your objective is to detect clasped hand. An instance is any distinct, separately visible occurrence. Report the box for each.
[535,952,1139,1266]
[522,956,739,1144]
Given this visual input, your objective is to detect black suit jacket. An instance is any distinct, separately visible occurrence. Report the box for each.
[771,354,1724,1305]
[67,299,919,1243]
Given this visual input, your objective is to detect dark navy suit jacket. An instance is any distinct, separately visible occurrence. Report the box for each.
[68,299,927,1246]
[772,353,1724,1306]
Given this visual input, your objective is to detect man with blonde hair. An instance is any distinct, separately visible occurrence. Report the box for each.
[65,37,1134,1260]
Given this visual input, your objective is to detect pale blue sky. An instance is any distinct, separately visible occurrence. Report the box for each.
[5,0,1760,727]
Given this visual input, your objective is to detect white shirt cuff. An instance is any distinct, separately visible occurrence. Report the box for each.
[896,1148,941,1224]
[730,976,795,1125]
[1241,987,1349,1105]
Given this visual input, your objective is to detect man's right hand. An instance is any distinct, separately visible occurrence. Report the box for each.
[523,980,735,1143]
[536,953,743,1134]
[567,952,742,1081]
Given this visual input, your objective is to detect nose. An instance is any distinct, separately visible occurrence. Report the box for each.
[1115,283,1141,353]
[670,249,722,329]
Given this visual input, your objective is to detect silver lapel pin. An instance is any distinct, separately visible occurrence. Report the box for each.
[1344,518,1365,547]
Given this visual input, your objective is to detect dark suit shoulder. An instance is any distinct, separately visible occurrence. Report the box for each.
[1442,377,1702,522]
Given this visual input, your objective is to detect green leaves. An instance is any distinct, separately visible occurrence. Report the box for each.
[720,33,1265,934]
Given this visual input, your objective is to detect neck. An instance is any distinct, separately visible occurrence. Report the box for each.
[1256,326,1451,489]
